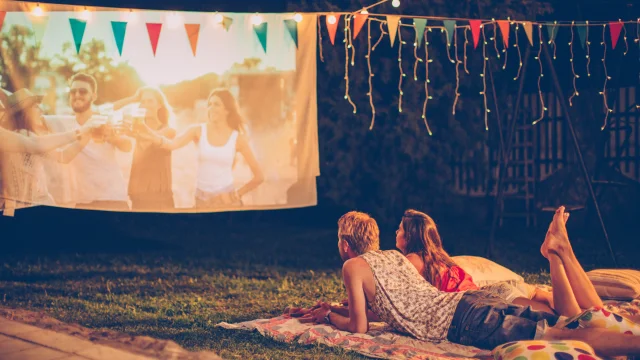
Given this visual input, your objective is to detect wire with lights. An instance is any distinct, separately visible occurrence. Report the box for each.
[600,24,612,130]
[568,22,578,106]
[501,20,509,70]
[413,25,424,82]
[620,20,628,55]
[343,15,357,114]
[421,29,433,135]
[549,21,558,59]
[513,22,523,81]
[491,20,501,59]
[586,22,591,77]
[366,19,376,129]
[481,24,489,131]
[398,24,406,113]
[453,27,461,115]
[532,25,547,125]
[463,27,470,74]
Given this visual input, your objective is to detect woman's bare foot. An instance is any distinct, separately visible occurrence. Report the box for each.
[544,207,572,257]
[541,208,570,258]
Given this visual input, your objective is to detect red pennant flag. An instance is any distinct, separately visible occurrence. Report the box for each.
[326,15,340,45]
[146,23,162,56]
[0,12,6,32]
[497,20,510,47]
[469,20,482,49]
[353,12,368,39]
[184,23,200,56]
[608,22,623,49]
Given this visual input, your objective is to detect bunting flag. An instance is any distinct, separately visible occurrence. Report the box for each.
[222,16,233,32]
[353,12,368,39]
[469,20,482,49]
[546,24,558,42]
[29,15,50,45]
[283,19,298,48]
[68,18,87,54]
[609,22,623,50]
[111,21,127,56]
[146,23,162,56]
[253,22,268,53]
[326,15,340,45]
[0,11,6,32]
[523,21,534,45]
[497,20,510,47]
[576,22,587,49]
[413,18,427,47]
[387,15,400,47]
[443,20,456,46]
[184,23,200,56]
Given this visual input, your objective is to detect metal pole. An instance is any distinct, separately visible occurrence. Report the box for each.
[541,42,618,267]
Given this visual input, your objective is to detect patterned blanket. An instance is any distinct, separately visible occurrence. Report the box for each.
[216,298,640,360]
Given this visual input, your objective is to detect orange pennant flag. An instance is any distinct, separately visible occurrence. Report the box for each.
[353,12,368,39]
[497,20,510,47]
[326,15,340,45]
[387,15,400,47]
[523,22,533,45]
[469,20,482,49]
[184,23,200,56]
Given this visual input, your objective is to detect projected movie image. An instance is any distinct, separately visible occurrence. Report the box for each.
[0,2,318,214]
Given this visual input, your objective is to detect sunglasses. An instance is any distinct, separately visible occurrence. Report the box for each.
[69,88,89,96]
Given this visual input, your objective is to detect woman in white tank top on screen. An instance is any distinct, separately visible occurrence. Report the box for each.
[139,88,264,209]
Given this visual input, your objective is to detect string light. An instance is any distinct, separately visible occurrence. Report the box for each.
[294,13,303,23]
[32,3,44,17]
[600,24,612,130]
[398,25,406,113]
[502,18,509,70]
[463,27,470,74]
[250,13,263,26]
[491,19,500,59]
[126,10,138,24]
[372,22,386,50]
[343,16,356,114]
[549,21,557,59]
[532,25,547,125]
[480,25,489,131]
[367,19,376,130]
[392,0,401,8]
[586,22,591,77]
[442,27,455,64]
[569,22,578,106]
[453,27,461,115]
[421,29,433,135]
[413,24,424,81]
[513,23,522,81]
[80,7,92,22]
[167,12,183,29]
[317,17,324,62]
[327,14,337,25]
[621,20,628,55]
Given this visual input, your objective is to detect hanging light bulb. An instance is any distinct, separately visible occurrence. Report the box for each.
[392,0,401,8]
[167,12,183,29]
[361,9,369,15]
[32,3,44,17]
[125,10,138,24]
[327,14,337,25]
[251,14,263,26]
[294,13,303,23]
[80,7,91,21]
[213,12,224,24]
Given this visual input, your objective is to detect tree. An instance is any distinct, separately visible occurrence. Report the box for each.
[0,25,51,91]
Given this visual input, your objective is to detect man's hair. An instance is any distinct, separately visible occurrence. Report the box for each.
[70,73,98,94]
[338,211,380,255]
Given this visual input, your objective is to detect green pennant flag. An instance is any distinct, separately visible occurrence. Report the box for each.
[283,19,297,48]
[69,18,87,54]
[111,21,127,56]
[443,20,456,46]
[413,19,427,48]
[546,24,558,42]
[29,15,50,46]
[576,22,587,49]
[222,16,233,32]
[254,22,268,53]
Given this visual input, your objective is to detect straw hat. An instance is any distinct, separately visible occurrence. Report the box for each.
[0,88,43,116]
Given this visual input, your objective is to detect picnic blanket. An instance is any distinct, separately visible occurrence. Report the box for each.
[216,298,640,360]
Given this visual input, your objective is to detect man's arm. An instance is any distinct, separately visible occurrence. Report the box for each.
[55,134,91,163]
[107,134,133,152]
[324,259,370,333]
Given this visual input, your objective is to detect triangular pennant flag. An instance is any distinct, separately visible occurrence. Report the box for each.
[283,19,298,48]
[576,23,587,49]
[111,21,127,56]
[69,18,87,54]
[184,23,200,56]
[146,23,162,56]
[29,15,50,45]
[469,20,482,49]
[414,18,427,47]
[523,22,534,45]
[443,20,456,46]
[0,11,6,32]
[222,16,233,32]
[353,12,368,39]
[546,24,558,42]
[497,20,510,47]
[253,22,268,53]
[609,22,623,50]
[326,15,340,45]
[387,15,400,47]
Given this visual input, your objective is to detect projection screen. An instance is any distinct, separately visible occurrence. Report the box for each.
[0,1,319,215]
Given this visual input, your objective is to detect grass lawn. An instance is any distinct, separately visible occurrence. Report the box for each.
[0,208,636,359]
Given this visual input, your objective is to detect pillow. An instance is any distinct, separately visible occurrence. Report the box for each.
[562,307,640,336]
[493,340,602,360]
[452,256,525,288]
[587,269,640,300]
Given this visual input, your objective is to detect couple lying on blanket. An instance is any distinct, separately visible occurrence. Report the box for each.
[288,206,640,357]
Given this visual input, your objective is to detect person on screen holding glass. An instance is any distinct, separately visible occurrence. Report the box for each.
[45,73,132,211]
[112,87,176,211]
[136,88,264,209]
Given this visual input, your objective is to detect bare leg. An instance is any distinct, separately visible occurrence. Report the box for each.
[545,207,604,310]
[544,327,640,357]
[548,252,582,317]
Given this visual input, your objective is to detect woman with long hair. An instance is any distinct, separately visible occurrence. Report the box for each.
[114,87,176,211]
[138,88,264,209]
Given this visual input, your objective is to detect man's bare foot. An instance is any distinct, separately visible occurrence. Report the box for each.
[543,207,571,258]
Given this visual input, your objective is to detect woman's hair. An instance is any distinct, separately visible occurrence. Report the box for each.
[138,86,173,127]
[401,209,457,285]
[207,88,245,133]
[2,102,50,135]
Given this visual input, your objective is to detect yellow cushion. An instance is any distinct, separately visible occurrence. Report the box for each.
[587,269,640,300]
[492,340,601,360]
